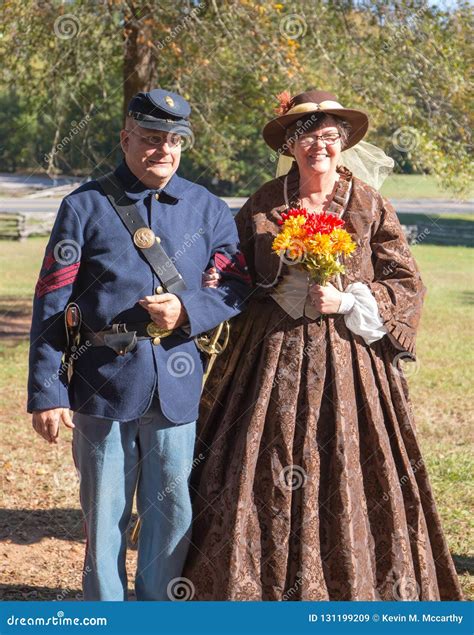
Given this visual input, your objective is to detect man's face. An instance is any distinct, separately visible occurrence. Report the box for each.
[120,120,182,189]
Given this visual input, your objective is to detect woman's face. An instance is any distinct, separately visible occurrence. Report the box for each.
[289,117,342,177]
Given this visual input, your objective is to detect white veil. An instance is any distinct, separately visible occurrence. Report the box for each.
[276,140,394,191]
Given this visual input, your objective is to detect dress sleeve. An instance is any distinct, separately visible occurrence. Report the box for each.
[174,201,252,337]
[234,198,256,287]
[340,282,387,345]
[367,196,426,357]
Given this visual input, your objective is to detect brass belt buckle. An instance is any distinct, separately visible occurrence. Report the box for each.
[146,322,173,345]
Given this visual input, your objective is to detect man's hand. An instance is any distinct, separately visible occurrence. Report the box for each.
[309,282,343,314]
[139,293,188,329]
[32,408,74,444]
[202,266,221,288]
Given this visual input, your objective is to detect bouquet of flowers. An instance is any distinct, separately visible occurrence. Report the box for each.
[272,208,356,285]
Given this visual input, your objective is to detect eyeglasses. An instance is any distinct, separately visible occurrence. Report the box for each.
[296,133,341,148]
[126,129,182,149]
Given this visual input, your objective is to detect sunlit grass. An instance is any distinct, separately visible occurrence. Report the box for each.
[0,238,472,598]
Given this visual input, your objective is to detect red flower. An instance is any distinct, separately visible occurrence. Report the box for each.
[278,208,345,234]
[278,207,310,225]
[305,212,345,235]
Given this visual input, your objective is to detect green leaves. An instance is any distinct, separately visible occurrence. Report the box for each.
[0,0,471,194]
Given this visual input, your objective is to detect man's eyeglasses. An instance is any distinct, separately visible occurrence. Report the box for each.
[296,133,341,148]
[126,129,182,149]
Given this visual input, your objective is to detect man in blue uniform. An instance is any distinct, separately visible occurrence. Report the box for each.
[27,89,251,600]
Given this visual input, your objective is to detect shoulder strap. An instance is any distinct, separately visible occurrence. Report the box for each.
[97,172,187,293]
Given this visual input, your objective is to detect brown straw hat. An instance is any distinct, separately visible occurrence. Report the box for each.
[263,89,369,156]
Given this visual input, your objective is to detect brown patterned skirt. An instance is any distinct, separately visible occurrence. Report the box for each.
[183,298,464,601]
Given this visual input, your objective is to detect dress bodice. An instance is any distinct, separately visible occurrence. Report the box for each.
[270,265,320,319]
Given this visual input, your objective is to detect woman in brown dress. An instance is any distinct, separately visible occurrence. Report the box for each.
[183,90,464,601]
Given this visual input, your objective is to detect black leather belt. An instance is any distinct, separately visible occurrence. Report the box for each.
[81,322,173,355]
[97,173,187,294]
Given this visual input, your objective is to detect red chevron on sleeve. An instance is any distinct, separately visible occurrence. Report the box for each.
[41,249,56,272]
[214,252,251,284]
[35,263,80,299]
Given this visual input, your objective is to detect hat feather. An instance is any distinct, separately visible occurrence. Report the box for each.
[275,90,292,115]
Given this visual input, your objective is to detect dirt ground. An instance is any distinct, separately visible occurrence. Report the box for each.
[0,304,140,601]
[0,272,473,601]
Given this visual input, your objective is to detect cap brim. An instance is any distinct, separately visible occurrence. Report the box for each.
[263,108,369,155]
[136,119,192,136]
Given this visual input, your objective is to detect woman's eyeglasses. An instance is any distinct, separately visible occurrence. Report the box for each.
[296,133,341,148]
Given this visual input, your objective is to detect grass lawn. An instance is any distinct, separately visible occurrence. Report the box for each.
[380,174,473,200]
[0,237,472,600]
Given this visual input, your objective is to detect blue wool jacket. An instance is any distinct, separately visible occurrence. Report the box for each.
[27,161,251,423]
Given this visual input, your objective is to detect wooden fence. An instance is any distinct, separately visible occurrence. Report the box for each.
[0,211,472,246]
[0,212,56,241]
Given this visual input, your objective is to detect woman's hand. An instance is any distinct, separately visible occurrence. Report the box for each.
[309,281,343,314]
[202,266,221,288]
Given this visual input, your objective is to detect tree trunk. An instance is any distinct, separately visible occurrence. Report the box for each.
[123,3,155,124]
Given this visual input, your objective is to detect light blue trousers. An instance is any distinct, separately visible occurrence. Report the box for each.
[71,396,196,601]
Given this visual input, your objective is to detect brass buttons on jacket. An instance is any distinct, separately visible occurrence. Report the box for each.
[155,192,160,201]
[155,286,164,295]
[132,228,161,249]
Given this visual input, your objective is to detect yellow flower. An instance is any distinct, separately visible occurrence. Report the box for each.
[282,215,307,235]
[306,233,332,256]
[273,216,309,256]
[330,229,357,256]
[272,231,293,252]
